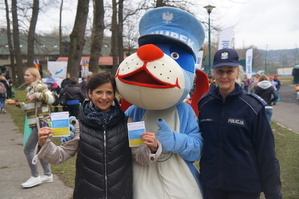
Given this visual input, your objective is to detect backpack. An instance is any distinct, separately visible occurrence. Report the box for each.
[59,92,67,106]
[0,82,6,95]
[52,92,59,106]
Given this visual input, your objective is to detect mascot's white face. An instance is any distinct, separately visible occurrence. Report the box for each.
[116,44,194,110]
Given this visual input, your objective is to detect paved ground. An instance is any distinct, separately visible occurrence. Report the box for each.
[271,84,299,133]
[0,111,73,199]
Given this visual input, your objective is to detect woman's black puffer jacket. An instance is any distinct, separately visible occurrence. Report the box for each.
[74,102,133,199]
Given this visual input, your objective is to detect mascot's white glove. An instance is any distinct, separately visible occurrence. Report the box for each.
[156,118,176,153]
[60,116,77,143]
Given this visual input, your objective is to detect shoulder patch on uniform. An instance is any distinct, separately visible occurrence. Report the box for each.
[239,93,265,115]
[249,93,267,106]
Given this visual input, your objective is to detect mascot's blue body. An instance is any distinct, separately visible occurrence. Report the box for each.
[116,7,209,199]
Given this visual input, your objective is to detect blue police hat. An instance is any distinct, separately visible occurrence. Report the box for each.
[212,48,240,68]
[138,7,205,59]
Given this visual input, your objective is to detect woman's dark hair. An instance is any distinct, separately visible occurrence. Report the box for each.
[87,71,116,95]
[70,77,78,84]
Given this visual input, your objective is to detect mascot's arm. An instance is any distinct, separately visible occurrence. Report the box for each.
[156,104,203,161]
[125,105,146,122]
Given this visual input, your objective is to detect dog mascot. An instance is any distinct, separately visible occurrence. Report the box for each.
[116,7,209,199]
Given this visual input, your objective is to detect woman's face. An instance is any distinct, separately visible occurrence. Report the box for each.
[214,66,239,95]
[88,82,115,112]
[24,70,36,84]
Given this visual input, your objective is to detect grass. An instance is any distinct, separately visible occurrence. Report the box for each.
[6,89,299,197]
[279,76,294,85]
[271,122,299,199]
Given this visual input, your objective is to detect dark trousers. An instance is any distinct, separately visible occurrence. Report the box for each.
[203,186,260,199]
[63,104,80,118]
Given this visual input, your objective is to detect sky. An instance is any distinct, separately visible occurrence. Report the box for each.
[3,0,299,51]
[206,0,299,50]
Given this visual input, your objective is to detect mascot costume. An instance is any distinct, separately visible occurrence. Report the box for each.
[116,7,209,199]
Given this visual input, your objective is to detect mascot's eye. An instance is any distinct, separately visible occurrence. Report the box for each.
[171,52,179,59]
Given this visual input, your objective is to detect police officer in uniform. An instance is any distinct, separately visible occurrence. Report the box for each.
[198,48,282,199]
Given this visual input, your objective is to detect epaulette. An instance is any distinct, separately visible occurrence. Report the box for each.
[249,93,267,106]
[240,92,266,115]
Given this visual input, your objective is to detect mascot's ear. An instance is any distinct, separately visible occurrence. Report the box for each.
[120,98,132,112]
[190,69,209,116]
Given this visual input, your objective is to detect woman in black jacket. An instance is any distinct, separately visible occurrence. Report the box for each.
[60,77,85,117]
[35,72,133,199]
[254,74,278,123]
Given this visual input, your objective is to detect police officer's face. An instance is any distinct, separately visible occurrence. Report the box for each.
[214,66,239,95]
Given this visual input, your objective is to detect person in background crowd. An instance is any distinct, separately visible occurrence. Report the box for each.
[34,72,134,198]
[198,48,282,199]
[4,73,13,98]
[273,75,281,105]
[208,74,217,92]
[45,71,56,89]
[269,76,277,90]
[16,67,55,188]
[79,76,88,98]
[60,77,85,118]
[254,74,278,123]
[87,71,93,82]
[0,75,9,113]
[243,74,251,92]
[61,73,71,89]
[273,75,281,91]
[253,72,261,92]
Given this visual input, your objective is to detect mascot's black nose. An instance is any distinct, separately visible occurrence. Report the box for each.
[137,44,164,62]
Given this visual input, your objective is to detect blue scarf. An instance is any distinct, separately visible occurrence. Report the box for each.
[83,101,119,128]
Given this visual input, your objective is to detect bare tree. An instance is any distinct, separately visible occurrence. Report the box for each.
[110,0,118,75]
[4,0,17,85]
[12,0,25,86]
[89,0,104,73]
[117,0,124,64]
[26,0,39,68]
[156,0,167,7]
[123,18,138,56]
[67,0,90,79]
[59,0,64,56]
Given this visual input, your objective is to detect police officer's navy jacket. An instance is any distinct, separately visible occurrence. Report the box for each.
[198,83,282,199]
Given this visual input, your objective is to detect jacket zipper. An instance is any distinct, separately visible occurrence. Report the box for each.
[104,129,108,199]
[218,102,225,186]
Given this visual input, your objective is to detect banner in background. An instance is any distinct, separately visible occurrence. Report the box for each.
[246,48,253,78]
[33,59,40,71]
[218,27,234,50]
[47,61,68,86]
[81,60,89,78]
[195,50,204,70]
